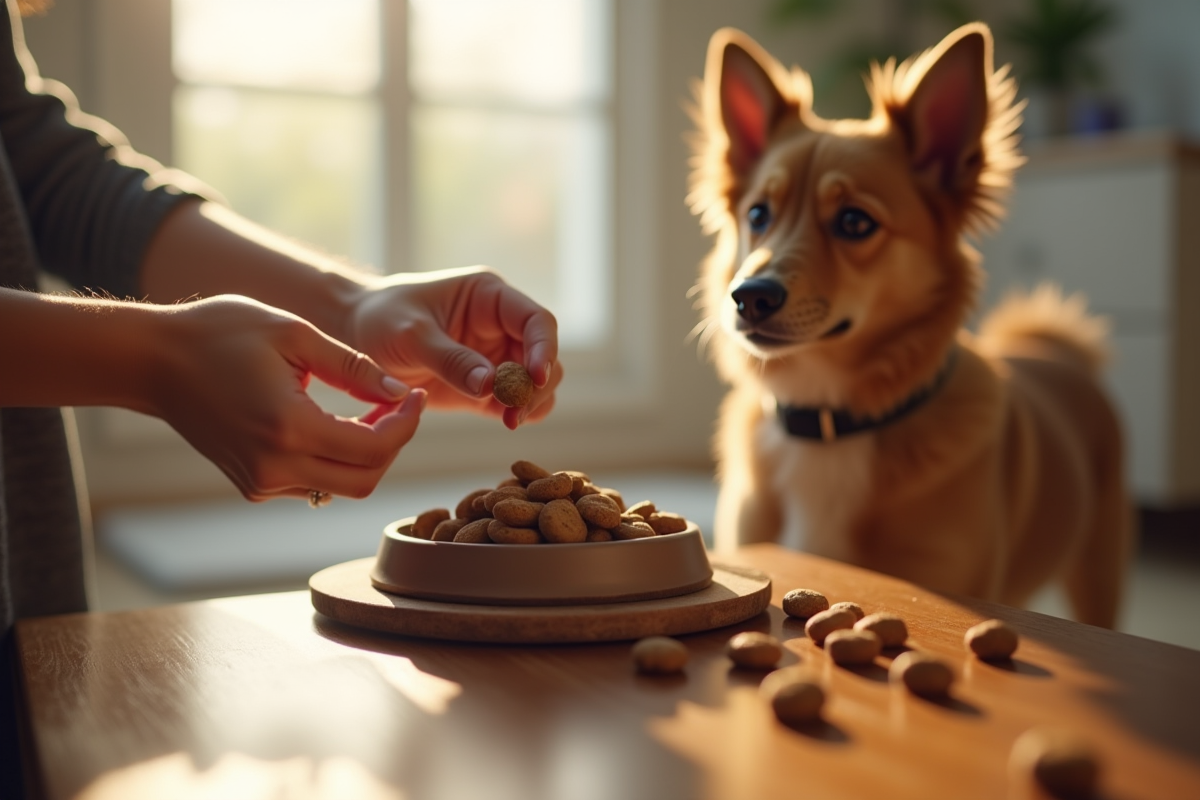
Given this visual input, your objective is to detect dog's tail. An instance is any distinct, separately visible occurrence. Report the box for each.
[974,283,1109,376]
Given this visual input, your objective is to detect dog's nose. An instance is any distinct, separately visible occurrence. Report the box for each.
[732,278,788,323]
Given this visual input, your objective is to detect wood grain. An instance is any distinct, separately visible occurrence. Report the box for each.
[311,558,772,643]
[14,544,1200,800]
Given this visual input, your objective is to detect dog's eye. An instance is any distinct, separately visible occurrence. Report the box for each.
[832,207,878,240]
[747,203,771,235]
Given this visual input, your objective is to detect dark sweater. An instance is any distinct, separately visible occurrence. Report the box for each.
[0,1,196,642]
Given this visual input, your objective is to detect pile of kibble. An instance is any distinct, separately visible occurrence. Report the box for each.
[407,460,690,545]
[633,591,1098,800]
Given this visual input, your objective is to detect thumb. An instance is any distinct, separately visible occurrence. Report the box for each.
[296,327,410,404]
[403,326,494,399]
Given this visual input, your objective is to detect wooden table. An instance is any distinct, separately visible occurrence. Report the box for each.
[13,545,1200,800]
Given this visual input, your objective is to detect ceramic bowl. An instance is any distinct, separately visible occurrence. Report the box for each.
[370,517,713,606]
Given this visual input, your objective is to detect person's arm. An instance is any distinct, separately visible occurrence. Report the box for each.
[0,286,424,501]
[139,200,563,430]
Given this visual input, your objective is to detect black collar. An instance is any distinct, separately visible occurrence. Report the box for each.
[776,349,958,442]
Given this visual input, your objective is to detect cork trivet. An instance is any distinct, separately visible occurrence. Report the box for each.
[310,557,771,644]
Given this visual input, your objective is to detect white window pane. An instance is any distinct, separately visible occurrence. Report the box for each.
[409,0,609,106]
[173,0,381,94]
[175,87,385,270]
[411,107,610,348]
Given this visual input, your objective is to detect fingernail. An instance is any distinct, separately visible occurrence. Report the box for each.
[381,375,409,398]
[536,362,551,388]
[466,365,490,396]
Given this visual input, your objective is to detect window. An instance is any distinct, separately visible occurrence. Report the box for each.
[170,0,611,349]
[39,0,676,502]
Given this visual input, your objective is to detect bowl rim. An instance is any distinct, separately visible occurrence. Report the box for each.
[371,516,713,606]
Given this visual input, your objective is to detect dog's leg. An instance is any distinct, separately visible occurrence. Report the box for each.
[1063,437,1137,629]
[713,388,782,553]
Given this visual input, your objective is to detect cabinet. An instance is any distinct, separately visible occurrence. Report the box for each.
[976,131,1200,506]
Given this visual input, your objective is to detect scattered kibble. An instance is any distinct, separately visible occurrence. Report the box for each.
[829,601,865,621]
[889,651,954,698]
[804,608,857,645]
[782,588,829,619]
[760,668,825,725]
[1009,727,1100,799]
[725,632,784,669]
[825,629,882,666]
[855,613,908,648]
[632,636,689,675]
[965,619,1019,660]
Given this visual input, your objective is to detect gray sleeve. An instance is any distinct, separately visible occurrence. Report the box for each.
[0,4,213,299]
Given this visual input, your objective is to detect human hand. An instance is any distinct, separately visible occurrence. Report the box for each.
[152,295,425,502]
[346,266,561,430]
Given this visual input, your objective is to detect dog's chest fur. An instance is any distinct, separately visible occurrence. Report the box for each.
[757,412,874,561]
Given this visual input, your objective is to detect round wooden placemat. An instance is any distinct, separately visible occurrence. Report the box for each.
[310,557,772,644]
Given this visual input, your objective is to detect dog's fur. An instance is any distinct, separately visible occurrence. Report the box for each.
[690,23,1134,627]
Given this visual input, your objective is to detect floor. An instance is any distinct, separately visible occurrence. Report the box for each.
[92,472,1200,652]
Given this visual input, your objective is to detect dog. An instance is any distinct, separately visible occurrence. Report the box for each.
[689,23,1134,627]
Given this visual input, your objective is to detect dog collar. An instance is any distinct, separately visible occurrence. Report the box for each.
[775,349,958,442]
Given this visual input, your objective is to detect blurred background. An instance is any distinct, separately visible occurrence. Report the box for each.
[19,0,1200,647]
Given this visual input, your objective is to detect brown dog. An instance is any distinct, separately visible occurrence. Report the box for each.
[690,23,1134,627]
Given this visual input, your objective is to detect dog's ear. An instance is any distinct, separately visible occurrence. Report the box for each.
[705,29,796,178]
[895,24,991,195]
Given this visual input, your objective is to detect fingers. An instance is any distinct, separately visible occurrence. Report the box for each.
[503,358,563,430]
[399,322,495,401]
[491,281,559,388]
[293,325,411,405]
[235,390,426,501]
[296,389,425,469]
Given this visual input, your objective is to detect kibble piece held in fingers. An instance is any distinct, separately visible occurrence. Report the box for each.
[492,361,534,407]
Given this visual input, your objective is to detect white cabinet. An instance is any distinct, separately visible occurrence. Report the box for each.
[976,131,1200,506]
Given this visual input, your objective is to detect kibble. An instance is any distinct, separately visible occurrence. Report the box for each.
[760,668,825,725]
[804,608,857,645]
[576,494,622,529]
[855,613,908,648]
[491,498,544,527]
[411,508,450,539]
[965,619,1019,660]
[407,464,691,546]
[511,460,552,484]
[647,512,688,535]
[486,520,544,545]
[829,601,865,621]
[782,588,830,619]
[825,629,882,666]
[452,518,492,544]
[632,636,689,674]
[725,632,784,669]
[538,498,588,543]
[890,651,954,697]
[492,361,534,407]
[1009,727,1100,800]
[455,489,492,521]
[431,518,469,542]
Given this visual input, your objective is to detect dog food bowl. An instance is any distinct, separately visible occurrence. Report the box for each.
[370,517,714,606]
